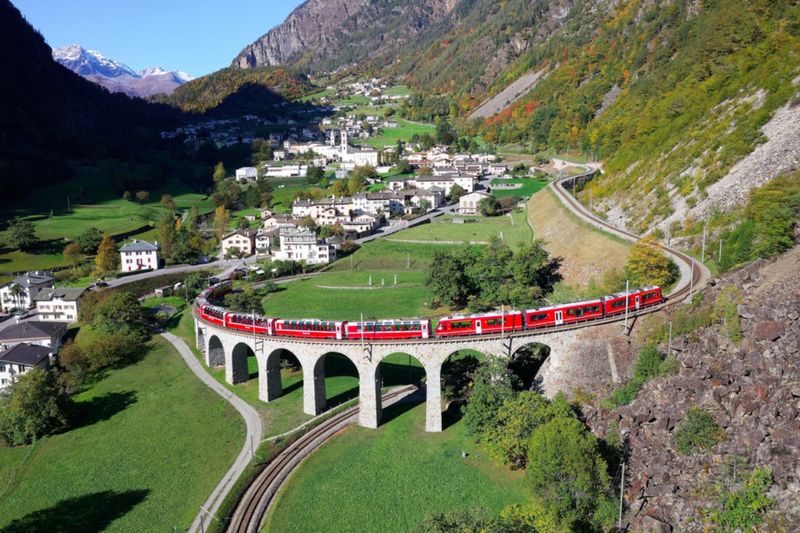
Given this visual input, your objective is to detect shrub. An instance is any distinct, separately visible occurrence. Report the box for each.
[674,407,725,455]
[712,286,743,342]
[705,467,774,531]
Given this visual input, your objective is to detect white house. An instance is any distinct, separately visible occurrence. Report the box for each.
[272,227,336,265]
[0,321,67,351]
[0,271,55,313]
[458,191,492,215]
[220,229,257,258]
[34,287,86,322]
[119,240,160,273]
[235,166,258,181]
[0,344,52,391]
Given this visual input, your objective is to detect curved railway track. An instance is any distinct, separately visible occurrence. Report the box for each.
[227,386,417,533]
[552,171,708,305]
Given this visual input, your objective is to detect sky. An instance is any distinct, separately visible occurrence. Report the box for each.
[12,0,305,77]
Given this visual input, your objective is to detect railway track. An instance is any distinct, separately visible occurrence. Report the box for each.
[226,385,417,533]
[552,171,708,306]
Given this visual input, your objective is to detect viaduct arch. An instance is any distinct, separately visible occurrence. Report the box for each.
[195,315,585,432]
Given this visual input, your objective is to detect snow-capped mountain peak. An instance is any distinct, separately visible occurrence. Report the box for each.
[53,44,138,78]
[52,45,193,97]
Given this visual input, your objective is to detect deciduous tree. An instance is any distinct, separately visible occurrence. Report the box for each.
[213,205,231,239]
[624,236,679,288]
[7,217,37,250]
[63,242,82,266]
[0,369,73,446]
[213,161,226,183]
[92,233,119,277]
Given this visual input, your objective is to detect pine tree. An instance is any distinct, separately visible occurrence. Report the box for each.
[93,233,119,277]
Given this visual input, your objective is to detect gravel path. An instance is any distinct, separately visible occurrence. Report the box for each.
[160,331,263,533]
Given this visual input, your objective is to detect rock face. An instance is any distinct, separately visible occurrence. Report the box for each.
[589,246,800,531]
[232,0,370,69]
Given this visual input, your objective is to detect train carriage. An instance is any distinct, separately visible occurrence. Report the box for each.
[602,286,663,316]
[435,311,524,337]
[274,319,345,340]
[226,313,274,335]
[525,299,604,328]
[198,305,226,326]
[345,319,431,340]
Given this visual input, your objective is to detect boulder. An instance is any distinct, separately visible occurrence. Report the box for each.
[755,320,785,341]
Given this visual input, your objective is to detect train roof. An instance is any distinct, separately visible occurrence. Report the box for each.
[349,319,429,325]
[527,298,603,313]
[275,318,345,324]
[439,309,523,320]
[604,286,661,299]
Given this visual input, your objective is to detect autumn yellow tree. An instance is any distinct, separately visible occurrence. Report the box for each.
[624,236,679,288]
[213,205,230,239]
[93,233,119,278]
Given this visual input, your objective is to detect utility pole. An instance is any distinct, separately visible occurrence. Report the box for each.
[718,239,723,264]
[701,224,707,263]
[690,257,695,299]
[618,456,626,530]
[406,252,410,270]
[624,279,630,333]
[667,321,673,356]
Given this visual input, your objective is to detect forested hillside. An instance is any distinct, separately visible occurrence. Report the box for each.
[472,0,800,237]
[155,67,315,114]
[0,0,180,204]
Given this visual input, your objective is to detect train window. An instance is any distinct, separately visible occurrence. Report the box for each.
[587,306,599,314]
[611,300,626,309]
[529,313,547,322]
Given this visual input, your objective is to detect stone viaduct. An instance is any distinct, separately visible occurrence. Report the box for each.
[194,312,643,432]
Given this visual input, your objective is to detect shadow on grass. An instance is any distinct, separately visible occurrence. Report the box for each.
[380,361,425,387]
[0,489,150,532]
[442,400,464,431]
[326,386,359,407]
[281,379,303,395]
[71,391,137,430]
[381,389,424,426]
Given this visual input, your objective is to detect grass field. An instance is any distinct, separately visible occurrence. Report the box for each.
[386,210,532,246]
[0,335,242,531]
[490,177,550,199]
[363,119,436,149]
[0,162,214,274]
[528,187,631,287]
[264,403,528,533]
[264,271,437,321]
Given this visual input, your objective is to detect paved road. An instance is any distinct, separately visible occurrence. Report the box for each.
[159,332,263,533]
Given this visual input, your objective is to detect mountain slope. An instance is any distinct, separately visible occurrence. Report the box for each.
[155,67,315,114]
[53,45,193,97]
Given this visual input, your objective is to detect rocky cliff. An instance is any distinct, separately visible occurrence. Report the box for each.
[232,0,370,69]
[587,246,800,531]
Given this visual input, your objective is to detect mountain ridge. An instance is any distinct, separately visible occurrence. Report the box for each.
[53,44,193,97]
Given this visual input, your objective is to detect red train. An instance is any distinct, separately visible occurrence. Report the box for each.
[196,283,663,341]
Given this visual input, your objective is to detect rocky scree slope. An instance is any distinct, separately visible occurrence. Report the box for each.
[587,246,800,531]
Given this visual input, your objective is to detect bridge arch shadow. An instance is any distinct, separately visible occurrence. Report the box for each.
[509,342,551,393]
[207,335,224,367]
[441,349,486,430]
[231,342,256,384]
[315,352,360,409]
[375,352,427,427]
[262,348,303,402]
